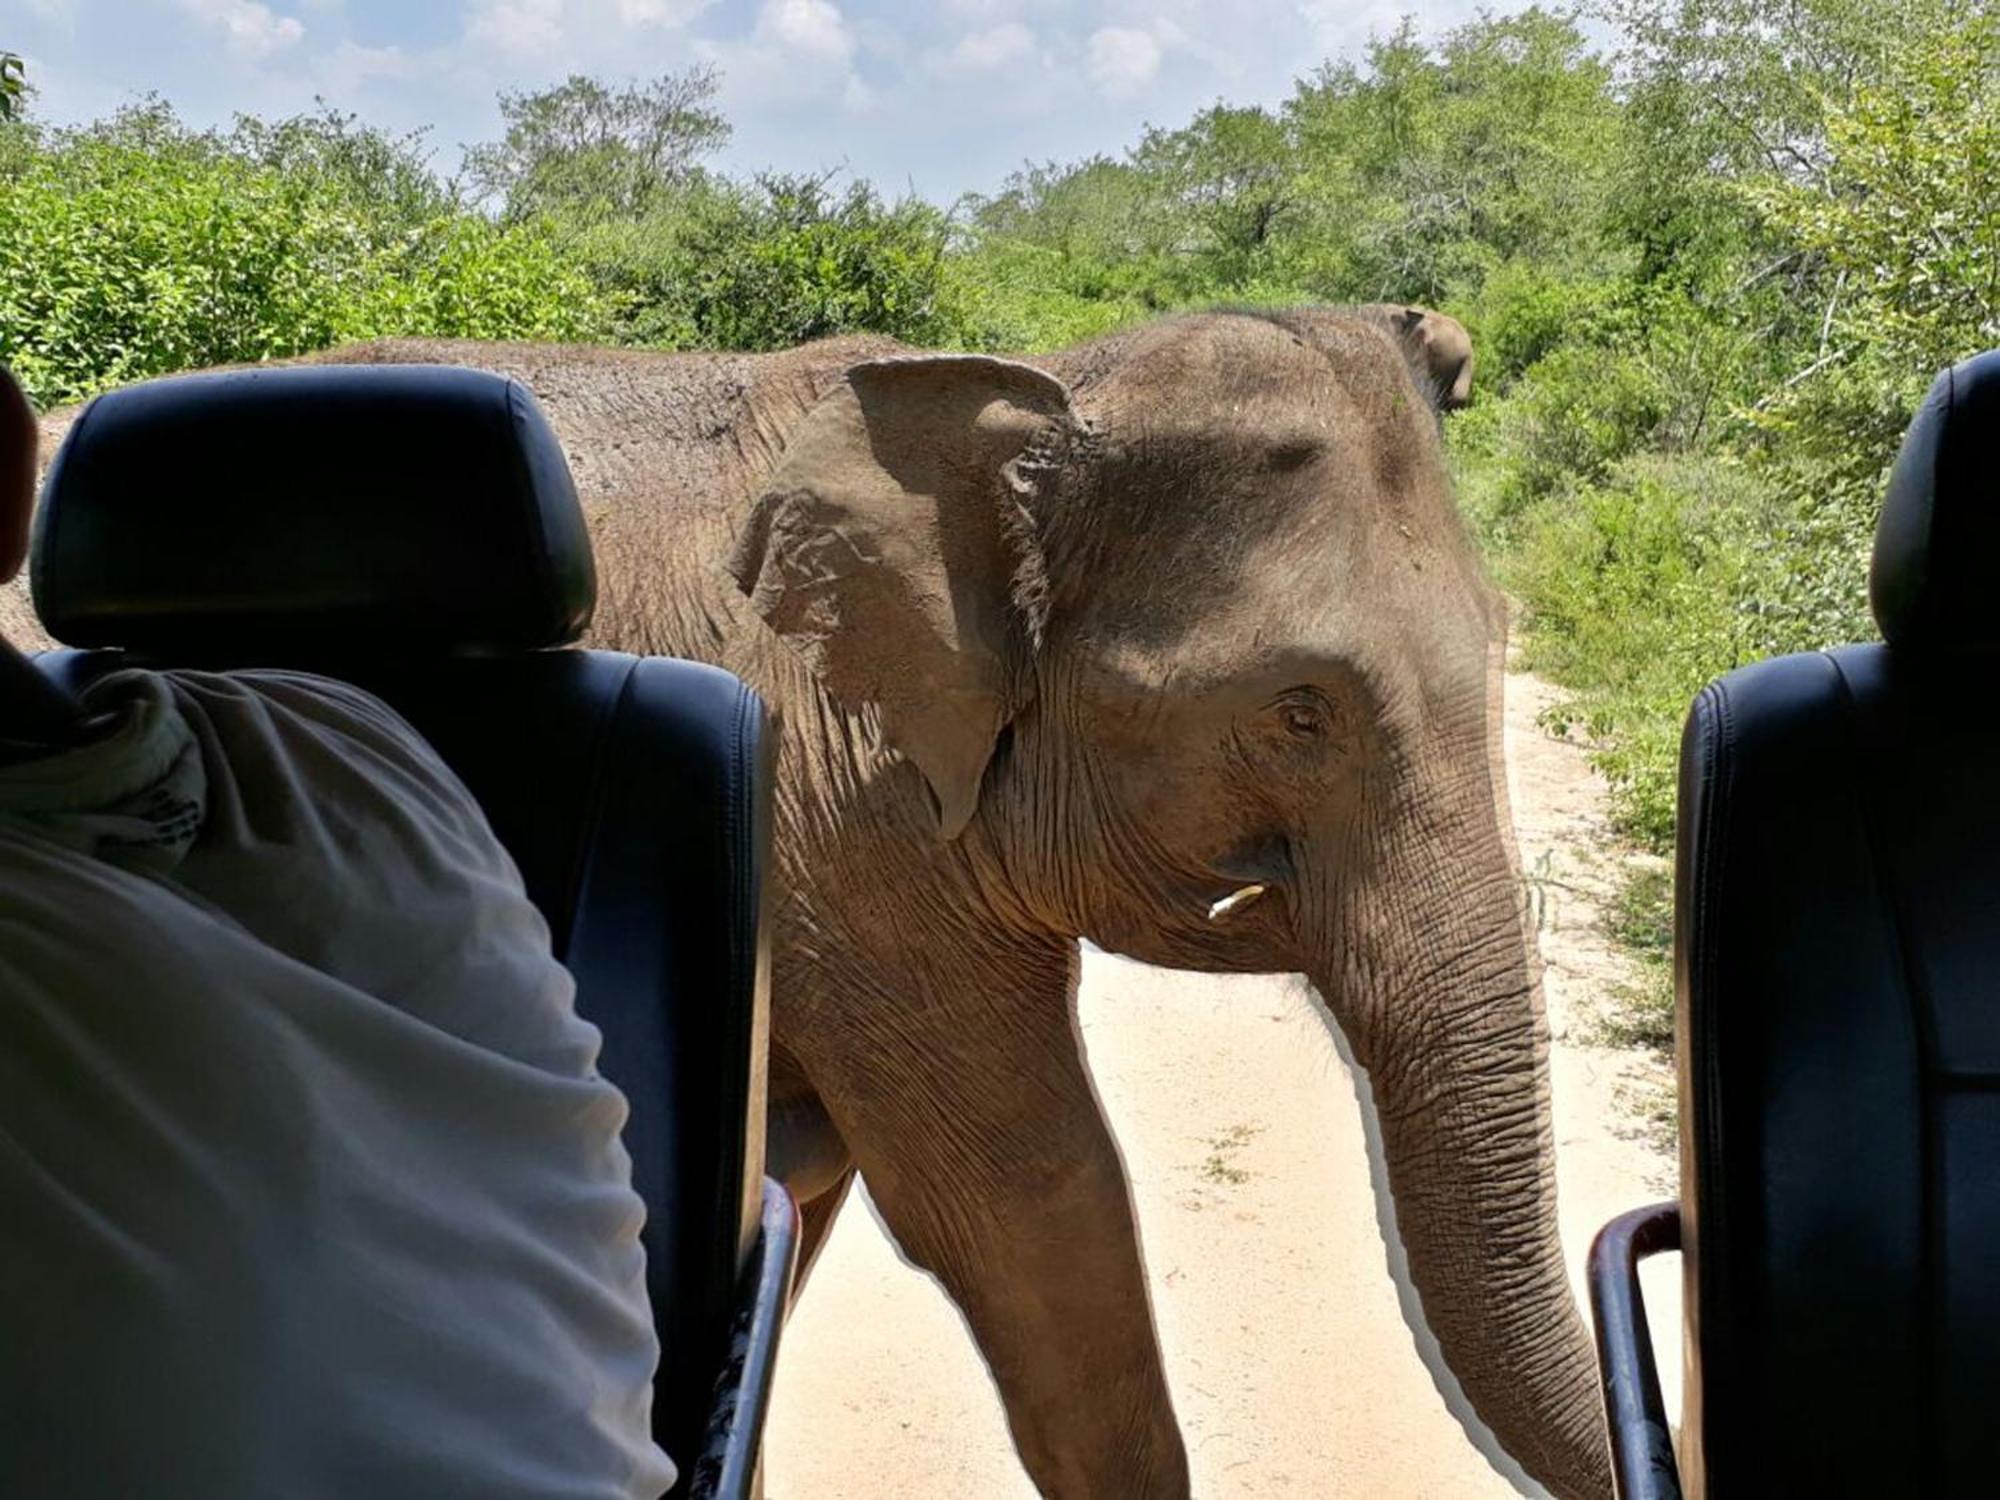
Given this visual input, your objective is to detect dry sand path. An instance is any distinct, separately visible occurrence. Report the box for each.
[764,667,1682,1498]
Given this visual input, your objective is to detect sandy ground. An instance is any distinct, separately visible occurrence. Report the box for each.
[764,667,1683,1498]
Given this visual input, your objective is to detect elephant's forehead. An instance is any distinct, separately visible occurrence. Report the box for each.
[1060,475,1491,714]
[1072,421,1450,618]
[1079,551,1455,669]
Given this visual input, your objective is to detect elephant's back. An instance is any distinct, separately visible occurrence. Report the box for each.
[314,335,905,667]
[5,335,906,673]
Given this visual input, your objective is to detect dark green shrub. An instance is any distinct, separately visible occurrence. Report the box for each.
[574,174,953,352]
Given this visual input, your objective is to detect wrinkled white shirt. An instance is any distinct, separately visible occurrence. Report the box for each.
[0,669,677,1499]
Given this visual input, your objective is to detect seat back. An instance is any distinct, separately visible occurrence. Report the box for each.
[31,365,773,1492]
[1676,351,2000,1496]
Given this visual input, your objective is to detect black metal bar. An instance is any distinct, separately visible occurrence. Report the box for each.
[1587,1202,1682,1500]
[690,1178,801,1500]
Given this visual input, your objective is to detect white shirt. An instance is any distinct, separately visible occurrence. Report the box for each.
[0,669,677,1499]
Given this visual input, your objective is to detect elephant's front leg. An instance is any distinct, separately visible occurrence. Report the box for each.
[804,940,1189,1500]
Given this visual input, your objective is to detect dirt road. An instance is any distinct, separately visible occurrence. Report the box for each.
[763,668,1682,1498]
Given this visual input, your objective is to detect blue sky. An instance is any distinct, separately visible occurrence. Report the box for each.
[9,0,1511,201]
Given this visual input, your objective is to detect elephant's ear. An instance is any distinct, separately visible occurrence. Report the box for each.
[728,355,1077,840]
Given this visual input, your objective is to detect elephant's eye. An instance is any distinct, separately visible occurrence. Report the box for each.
[1266,438,1322,474]
[1276,691,1332,740]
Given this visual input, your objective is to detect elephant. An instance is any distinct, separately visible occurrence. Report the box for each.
[19,306,1607,1499]
[1360,303,1475,409]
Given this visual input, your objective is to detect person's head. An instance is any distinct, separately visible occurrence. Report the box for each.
[2,367,33,586]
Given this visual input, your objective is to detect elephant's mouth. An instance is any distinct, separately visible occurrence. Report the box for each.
[1079,866,1295,973]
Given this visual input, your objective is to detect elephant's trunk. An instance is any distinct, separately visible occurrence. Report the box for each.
[1316,857,1611,1500]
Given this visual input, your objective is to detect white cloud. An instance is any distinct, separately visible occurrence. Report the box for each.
[942,21,1034,72]
[1297,0,1373,57]
[467,0,564,57]
[1086,24,1161,97]
[181,0,306,60]
[764,0,854,62]
[696,0,868,112]
[617,0,715,25]
[942,0,1049,17]
[460,0,715,64]
[316,40,416,92]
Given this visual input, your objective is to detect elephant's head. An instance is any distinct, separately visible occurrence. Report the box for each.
[1359,302,1476,410]
[728,308,1607,1500]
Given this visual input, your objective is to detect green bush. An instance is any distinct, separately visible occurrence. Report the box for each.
[1488,3,1994,873]
[937,241,1157,353]
[572,173,954,352]
[1742,9,1999,593]
[1461,261,1622,386]
[1466,343,1672,523]
[0,103,608,408]
[336,216,609,345]
[1502,454,1768,845]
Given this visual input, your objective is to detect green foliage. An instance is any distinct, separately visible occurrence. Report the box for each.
[334,216,608,345]
[571,172,954,351]
[1462,261,1619,384]
[0,102,608,408]
[1283,10,1625,305]
[4,6,1990,892]
[1128,104,1297,288]
[1473,344,1672,519]
[1478,0,1994,870]
[1,51,25,123]
[230,104,455,226]
[1504,454,1768,844]
[1747,9,1999,526]
[465,69,729,224]
[938,240,1156,353]
[945,7,1628,349]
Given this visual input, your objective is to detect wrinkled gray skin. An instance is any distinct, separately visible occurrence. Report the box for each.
[20,308,1606,1499]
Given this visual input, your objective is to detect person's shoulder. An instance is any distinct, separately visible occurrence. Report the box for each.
[148,668,498,842]
[156,669,444,777]
[173,669,418,739]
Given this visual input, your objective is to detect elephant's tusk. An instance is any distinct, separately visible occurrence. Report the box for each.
[1206,884,1267,922]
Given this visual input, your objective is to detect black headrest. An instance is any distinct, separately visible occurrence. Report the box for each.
[33,364,594,654]
[1870,350,2000,651]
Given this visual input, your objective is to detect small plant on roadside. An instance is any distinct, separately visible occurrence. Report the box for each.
[1197,1123,1263,1187]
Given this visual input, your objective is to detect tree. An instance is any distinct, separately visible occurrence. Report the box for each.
[0,101,608,407]
[1130,104,1295,280]
[1281,10,1623,306]
[229,102,453,229]
[1604,0,1957,293]
[465,68,730,224]
[571,170,953,351]
[1740,3,1998,577]
[1,51,27,123]
[1757,7,1999,386]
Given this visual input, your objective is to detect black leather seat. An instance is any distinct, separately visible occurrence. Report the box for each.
[1589,349,2000,1499]
[28,363,798,1499]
